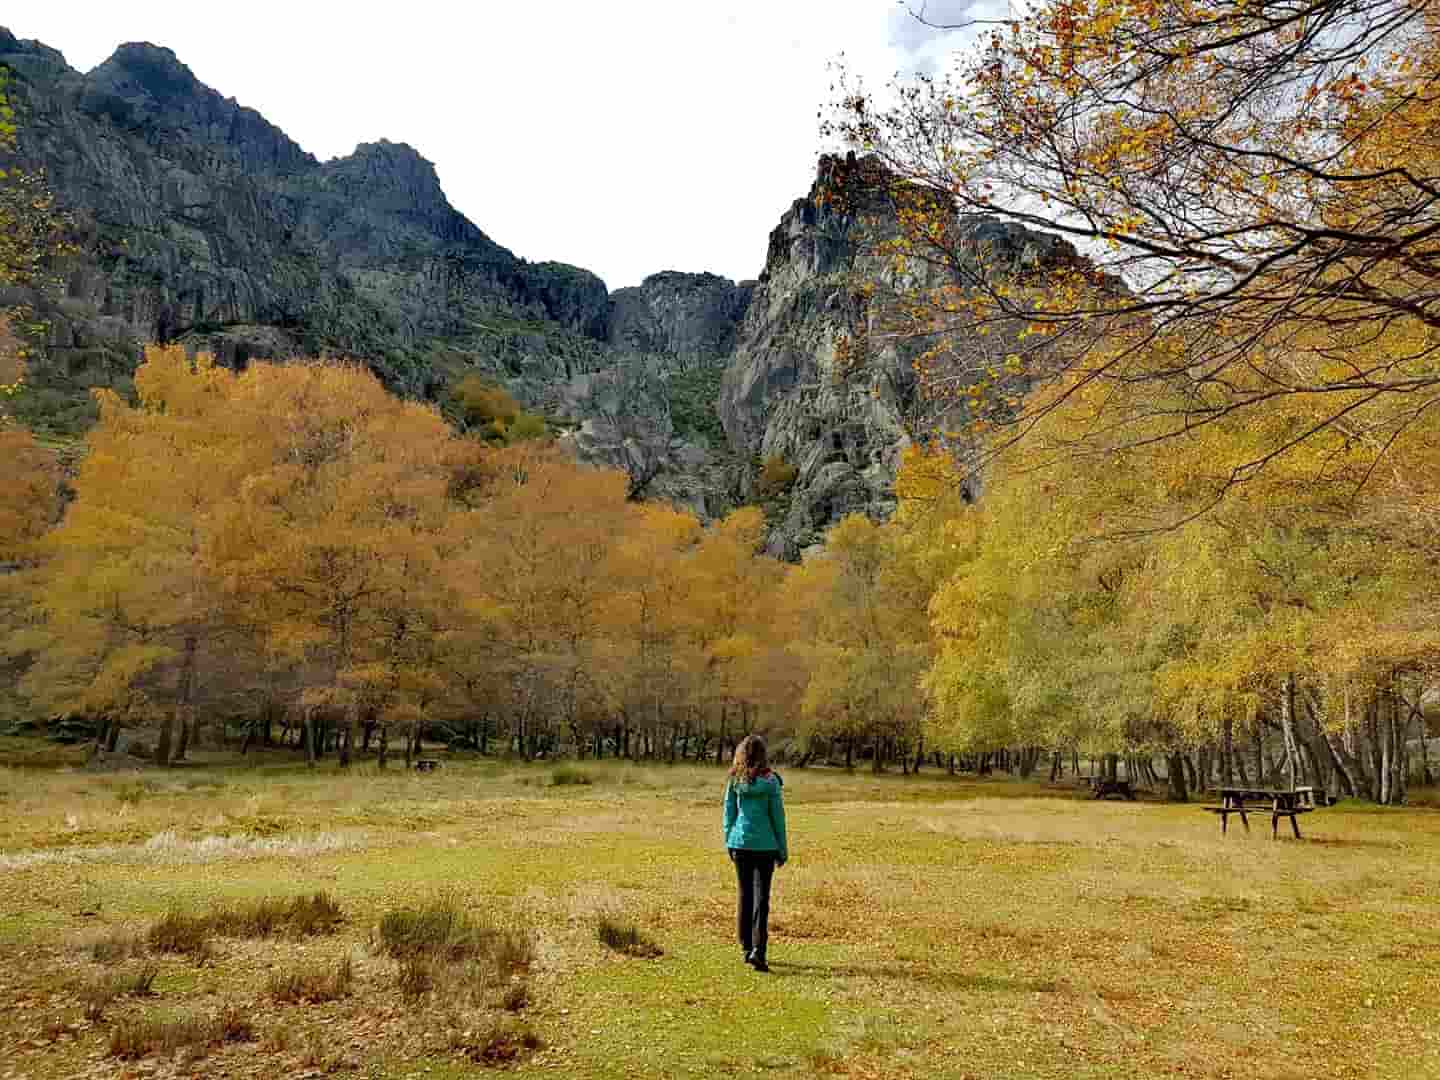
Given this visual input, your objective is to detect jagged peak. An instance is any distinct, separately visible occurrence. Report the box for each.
[90,41,202,103]
[636,270,738,290]
[347,138,431,165]
[324,139,443,190]
[0,26,72,72]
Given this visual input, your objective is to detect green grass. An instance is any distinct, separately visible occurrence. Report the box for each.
[0,751,1438,1078]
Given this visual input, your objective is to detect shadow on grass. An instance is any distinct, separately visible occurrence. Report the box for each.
[1304,835,1407,850]
[765,960,1060,994]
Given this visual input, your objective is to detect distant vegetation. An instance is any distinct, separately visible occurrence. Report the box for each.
[664,364,726,444]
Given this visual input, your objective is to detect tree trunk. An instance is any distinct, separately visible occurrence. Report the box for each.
[169,634,197,762]
[1221,716,1235,786]
[338,705,355,768]
[91,714,112,757]
[1166,751,1190,802]
[1422,721,1434,787]
[377,723,389,770]
[1379,690,1393,805]
[155,713,175,768]
[303,710,316,768]
[845,735,854,771]
[1279,674,1302,788]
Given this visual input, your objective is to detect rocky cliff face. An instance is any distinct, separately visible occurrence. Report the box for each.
[3,29,1075,553]
[0,30,610,398]
[609,272,755,370]
[719,155,1077,558]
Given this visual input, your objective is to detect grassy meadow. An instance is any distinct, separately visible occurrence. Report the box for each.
[0,746,1437,1079]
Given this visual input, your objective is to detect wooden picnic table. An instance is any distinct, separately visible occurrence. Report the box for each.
[1205,786,1317,839]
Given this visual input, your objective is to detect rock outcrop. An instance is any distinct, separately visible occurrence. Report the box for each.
[609,272,755,370]
[719,155,1076,558]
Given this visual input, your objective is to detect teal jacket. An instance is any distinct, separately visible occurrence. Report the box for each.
[723,772,787,862]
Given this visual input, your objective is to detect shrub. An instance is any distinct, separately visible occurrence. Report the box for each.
[376,893,531,969]
[458,1018,544,1066]
[148,892,342,956]
[596,916,663,958]
[108,1003,253,1059]
[207,891,344,938]
[83,964,159,1020]
[90,928,144,964]
[146,911,211,958]
[266,954,353,1004]
[756,455,799,498]
[549,765,594,787]
[453,377,518,431]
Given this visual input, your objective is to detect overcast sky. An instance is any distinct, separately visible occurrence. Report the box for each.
[4,1,988,290]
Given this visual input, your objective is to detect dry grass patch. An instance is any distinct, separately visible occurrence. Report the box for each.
[376,892,533,969]
[79,964,158,1020]
[266,953,354,1003]
[451,1016,544,1066]
[89,927,145,964]
[146,910,214,961]
[596,914,663,958]
[207,890,344,937]
[108,1002,254,1060]
[146,891,342,960]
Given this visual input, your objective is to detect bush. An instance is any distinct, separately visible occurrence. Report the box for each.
[376,893,531,969]
[453,377,518,430]
[80,964,158,1021]
[90,928,144,964]
[549,765,594,787]
[207,892,344,938]
[108,1003,253,1059]
[146,912,212,959]
[596,916,663,958]
[756,455,799,499]
[457,1017,544,1066]
[266,954,353,1004]
[148,893,342,957]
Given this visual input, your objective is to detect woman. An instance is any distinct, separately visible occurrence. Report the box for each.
[723,734,788,972]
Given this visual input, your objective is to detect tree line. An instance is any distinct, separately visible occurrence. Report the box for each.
[2,345,1434,802]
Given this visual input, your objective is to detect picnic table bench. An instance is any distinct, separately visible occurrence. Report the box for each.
[1205,786,1318,839]
[415,758,440,772]
[1088,778,1137,801]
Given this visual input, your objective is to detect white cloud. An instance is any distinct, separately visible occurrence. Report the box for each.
[5,1,976,289]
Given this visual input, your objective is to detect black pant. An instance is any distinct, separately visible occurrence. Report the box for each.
[732,850,776,957]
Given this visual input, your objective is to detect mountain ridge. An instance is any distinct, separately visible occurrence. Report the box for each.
[1,27,1077,554]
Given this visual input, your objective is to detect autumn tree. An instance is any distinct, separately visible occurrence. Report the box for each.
[207,359,463,766]
[784,514,933,770]
[0,425,57,563]
[687,507,785,762]
[829,0,1440,496]
[600,503,704,760]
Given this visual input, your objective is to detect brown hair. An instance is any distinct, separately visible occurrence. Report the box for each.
[729,735,770,784]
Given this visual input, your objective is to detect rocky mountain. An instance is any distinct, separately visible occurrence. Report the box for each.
[719,154,1078,557]
[1,28,1076,554]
